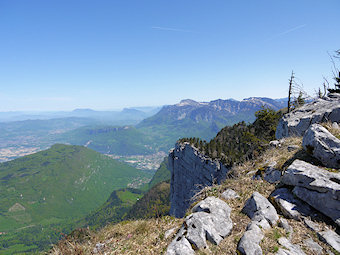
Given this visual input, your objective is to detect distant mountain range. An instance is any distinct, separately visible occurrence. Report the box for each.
[0,97,288,162]
[0,106,161,124]
[139,97,287,128]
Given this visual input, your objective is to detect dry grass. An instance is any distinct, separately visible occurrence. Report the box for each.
[50,217,182,255]
[50,136,337,254]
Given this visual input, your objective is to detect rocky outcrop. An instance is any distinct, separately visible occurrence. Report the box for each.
[281,159,340,226]
[166,197,232,254]
[275,93,340,139]
[302,123,340,169]
[169,142,230,218]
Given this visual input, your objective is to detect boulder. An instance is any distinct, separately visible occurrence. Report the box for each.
[242,192,279,226]
[281,160,340,226]
[167,197,232,253]
[276,94,340,139]
[302,123,340,169]
[270,188,312,220]
[318,230,340,252]
[237,222,264,255]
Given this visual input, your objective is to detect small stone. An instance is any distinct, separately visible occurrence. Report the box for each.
[303,238,323,255]
[270,140,281,147]
[278,218,293,236]
[303,219,320,232]
[165,227,177,239]
[277,237,306,255]
[221,189,240,200]
[287,145,300,152]
[332,122,340,129]
[93,243,105,254]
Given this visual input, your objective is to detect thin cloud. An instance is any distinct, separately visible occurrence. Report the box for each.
[277,24,307,36]
[265,24,307,42]
[152,26,194,33]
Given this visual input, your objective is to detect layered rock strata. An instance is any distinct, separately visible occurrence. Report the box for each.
[281,159,340,226]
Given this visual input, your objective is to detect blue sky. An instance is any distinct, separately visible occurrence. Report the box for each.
[0,0,339,111]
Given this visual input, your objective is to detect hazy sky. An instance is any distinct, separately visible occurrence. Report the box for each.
[0,0,339,111]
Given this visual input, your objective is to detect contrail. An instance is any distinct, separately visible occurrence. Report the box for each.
[264,24,307,42]
[152,26,193,33]
[276,24,307,37]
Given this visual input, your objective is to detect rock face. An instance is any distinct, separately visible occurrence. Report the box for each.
[169,142,230,218]
[302,123,340,169]
[275,93,340,139]
[281,159,340,226]
[166,197,232,254]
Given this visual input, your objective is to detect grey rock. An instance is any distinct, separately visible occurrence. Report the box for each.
[318,230,340,252]
[277,237,306,255]
[276,95,340,139]
[237,222,264,255]
[165,227,177,239]
[333,122,340,129]
[93,243,105,254]
[167,197,232,252]
[242,192,279,226]
[303,238,323,255]
[270,188,312,220]
[221,189,240,200]
[278,218,293,236]
[169,143,231,218]
[166,235,195,255]
[281,160,340,225]
[263,165,281,184]
[270,140,281,147]
[287,145,300,152]
[304,219,320,232]
[293,186,340,226]
[302,123,340,169]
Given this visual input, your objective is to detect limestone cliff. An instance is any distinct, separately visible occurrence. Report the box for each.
[168,142,230,218]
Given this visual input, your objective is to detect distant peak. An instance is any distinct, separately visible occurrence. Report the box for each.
[72,108,95,112]
[176,99,200,106]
